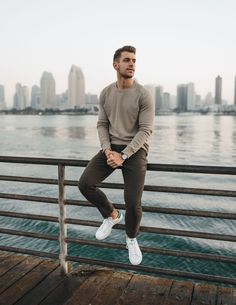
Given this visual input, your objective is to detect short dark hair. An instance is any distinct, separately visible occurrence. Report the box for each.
[113,45,136,62]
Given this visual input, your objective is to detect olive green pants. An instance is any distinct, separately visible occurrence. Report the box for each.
[78,144,147,238]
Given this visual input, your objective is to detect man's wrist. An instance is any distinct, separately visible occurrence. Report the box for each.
[121,153,128,161]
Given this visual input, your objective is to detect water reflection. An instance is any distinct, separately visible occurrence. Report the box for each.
[40,127,57,137]
[40,126,86,139]
[212,130,221,153]
[232,130,236,163]
[1,114,236,165]
[67,127,86,139]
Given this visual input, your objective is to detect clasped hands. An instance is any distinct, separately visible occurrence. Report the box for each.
[104,149,124,168]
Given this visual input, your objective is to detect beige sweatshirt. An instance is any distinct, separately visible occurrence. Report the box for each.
[97,80,155,158]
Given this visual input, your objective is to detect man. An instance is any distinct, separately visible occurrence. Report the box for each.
[79,45,154,265]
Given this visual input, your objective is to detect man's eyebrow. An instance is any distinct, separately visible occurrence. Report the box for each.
[123,57,136,61]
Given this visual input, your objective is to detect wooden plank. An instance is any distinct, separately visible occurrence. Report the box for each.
[190,283,217,305]
[0,254,26,277]
[14,266,65,305]
[0,260,58,305]
[162,280,194,305]
[116,274,173,305]
[73,272,133,305]
[217,286,236,305]
[38,269,92,305]
[88,271,133,305]
[147,278,174,304]
[0,256,41,294]
[0,251,12,260]
[63,269,114,305]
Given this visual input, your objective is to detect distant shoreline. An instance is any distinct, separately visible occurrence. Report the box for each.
[1,112,236,116]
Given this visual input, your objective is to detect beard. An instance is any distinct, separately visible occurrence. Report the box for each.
[119,72,133,79]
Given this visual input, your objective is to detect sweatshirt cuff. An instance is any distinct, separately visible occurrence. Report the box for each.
[102,143,111,152]
[121,146,135,158]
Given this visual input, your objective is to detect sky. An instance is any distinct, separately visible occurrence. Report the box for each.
[0,0,236,106]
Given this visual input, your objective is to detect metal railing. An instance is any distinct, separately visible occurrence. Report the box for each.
[0,156,236,285]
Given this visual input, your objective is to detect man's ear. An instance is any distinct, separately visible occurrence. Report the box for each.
[113,61,118,70]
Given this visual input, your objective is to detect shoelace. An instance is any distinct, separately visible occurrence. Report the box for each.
[127,239,138,255]
[100,218,113,231]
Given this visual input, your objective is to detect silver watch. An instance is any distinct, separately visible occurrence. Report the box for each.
[121,153,128,160]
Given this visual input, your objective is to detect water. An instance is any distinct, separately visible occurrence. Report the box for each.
[0,114,236,281]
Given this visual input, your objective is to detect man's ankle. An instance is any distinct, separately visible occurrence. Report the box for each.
[111,209,119,220]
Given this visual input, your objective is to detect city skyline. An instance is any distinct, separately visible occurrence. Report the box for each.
[1,71,235,113]
[1,72,235,109]
[0,0,236,105]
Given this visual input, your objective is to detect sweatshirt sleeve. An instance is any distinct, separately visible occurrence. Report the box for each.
[97,89,111,151]
[121,90,154,158]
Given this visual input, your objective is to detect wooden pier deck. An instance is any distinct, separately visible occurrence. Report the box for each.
[0,251,236,305]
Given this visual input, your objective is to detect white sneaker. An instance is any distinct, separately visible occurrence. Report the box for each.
[126,237,142,265]
[95,212,123,240]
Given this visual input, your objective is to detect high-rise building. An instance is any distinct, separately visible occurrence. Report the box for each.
[195,94,202,109]
[14,83,23,109]
[23,86,29,108]
[204,92,213,107]
[0,84,6,110]
[215,75,222,105]
[177,84,188,112]
[55,91,68,109]
[40,72,56,109]
[0,84,5,103]
[162,92,170,110]
[155,86,163,114]
[68,65,85,108]
[177,83,196,112]
[170,95,177,109]
[31,85,41,109]
[85,93,99,105]
[13,83,28,110]
[186,83,195,110]
[234,75,236,106]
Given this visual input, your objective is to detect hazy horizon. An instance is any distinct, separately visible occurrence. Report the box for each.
[1,0,236,106]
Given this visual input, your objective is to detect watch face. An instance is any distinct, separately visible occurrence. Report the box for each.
[122,154,128,160]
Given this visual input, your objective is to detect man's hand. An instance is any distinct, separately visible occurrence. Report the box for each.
[106,151,124,168]
[104,149,113,159]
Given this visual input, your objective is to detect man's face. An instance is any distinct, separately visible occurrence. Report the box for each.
[113,51,136,79]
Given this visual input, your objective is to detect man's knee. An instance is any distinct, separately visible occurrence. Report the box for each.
[125,198,142,212]
[78,176,94,194]
[124,193,142,207]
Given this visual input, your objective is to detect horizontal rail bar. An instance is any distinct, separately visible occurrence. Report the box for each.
[0,228,58,241]
[0,245,235,285]
[66,200,236,220]
[0,210,235,242]
[0,156,88,167]
[65,237,236,264]
[0,175,58,185]
[148,163,236,175]
[0,193,58,204]
[66,219,236,242]
[0,211,58,223]
[110,184,235,196]
[0,245,58,260]
[1,193,236,219]
[1,175,236,196]
[1,227,235,264]
[66,255,236,285]
[0,156,235,175]
[71,181,236,197]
